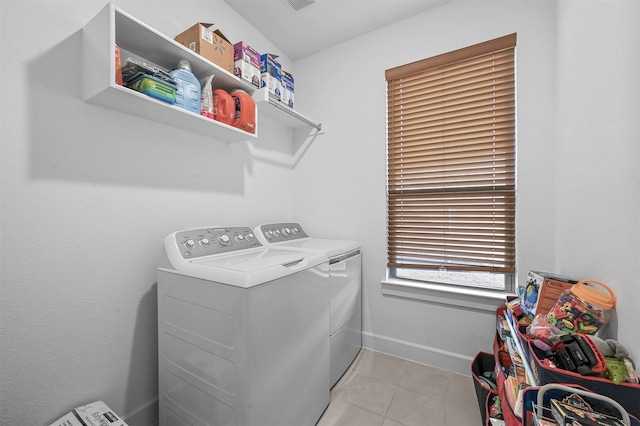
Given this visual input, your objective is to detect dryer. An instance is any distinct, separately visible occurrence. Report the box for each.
[254,222,362,388]
[157,226,330,426]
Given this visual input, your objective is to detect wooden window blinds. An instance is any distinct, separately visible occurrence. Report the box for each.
[385,34,516,274]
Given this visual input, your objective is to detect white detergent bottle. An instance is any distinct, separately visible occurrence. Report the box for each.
[169,59,201,114]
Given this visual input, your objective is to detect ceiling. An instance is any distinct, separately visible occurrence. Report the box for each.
[222,0,451,60]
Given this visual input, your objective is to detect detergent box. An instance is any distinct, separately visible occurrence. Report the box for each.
[521,270,577,317]
[233,41,261,87]
[49,401,128,426]
[281,70,294,108]
[260,53,282,100]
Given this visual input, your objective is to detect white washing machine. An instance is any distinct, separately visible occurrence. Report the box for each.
[157,226,330,426]
[254,222,362,388]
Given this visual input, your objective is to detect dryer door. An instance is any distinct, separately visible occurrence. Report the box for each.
[329,251,362,336]
[329,251,362,387]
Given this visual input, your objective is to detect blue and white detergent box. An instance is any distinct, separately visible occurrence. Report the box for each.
[281,70,294,108]
[260,53,282,100]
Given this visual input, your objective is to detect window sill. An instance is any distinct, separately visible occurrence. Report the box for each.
[381,277,513,312]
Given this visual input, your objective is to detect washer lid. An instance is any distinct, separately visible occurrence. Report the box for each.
[193,247,316,272]
[173,246,327,287]
[254,223,360,258]
[271,238,360,259]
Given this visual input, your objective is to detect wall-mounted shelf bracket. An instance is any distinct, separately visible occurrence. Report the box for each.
[253,88,322,132]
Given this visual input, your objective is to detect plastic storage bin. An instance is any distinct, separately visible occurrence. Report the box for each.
[546,280,616,335]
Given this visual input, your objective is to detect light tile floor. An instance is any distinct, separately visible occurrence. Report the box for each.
[317,348,481,426]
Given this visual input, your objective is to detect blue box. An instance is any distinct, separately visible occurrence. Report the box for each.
[281,70,294,108]
[260,53,282,100]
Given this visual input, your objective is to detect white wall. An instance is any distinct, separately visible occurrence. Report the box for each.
[293,0,640,374]
[553,0,640,358]
[293,0,559,372]
[0,1,296,425]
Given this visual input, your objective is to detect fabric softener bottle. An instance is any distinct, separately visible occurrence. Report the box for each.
[170,59,201,114]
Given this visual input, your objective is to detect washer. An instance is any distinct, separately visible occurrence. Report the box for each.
[157,226,330,426]
[254,222,362,388]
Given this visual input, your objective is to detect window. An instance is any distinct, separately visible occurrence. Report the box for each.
[385,34,517,292]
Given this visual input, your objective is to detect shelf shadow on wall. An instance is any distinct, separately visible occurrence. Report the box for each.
[123,283,160,426]
[27,30,251,194]
[248,120,322,168]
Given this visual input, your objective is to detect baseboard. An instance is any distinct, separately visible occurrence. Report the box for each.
[123,396,158,426]
[362,331,473,376]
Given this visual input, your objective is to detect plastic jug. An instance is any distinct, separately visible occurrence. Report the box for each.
[230,89,256,133]
[170,59,201,114]
[212,89,235,125]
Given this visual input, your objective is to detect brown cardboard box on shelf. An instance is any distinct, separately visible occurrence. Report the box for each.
[174,23,234,74]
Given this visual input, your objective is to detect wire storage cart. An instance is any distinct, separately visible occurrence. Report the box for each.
[522,383,636,426]
[472,298,640,426]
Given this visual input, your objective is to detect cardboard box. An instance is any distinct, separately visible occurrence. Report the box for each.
[521,270,577,317]
[50,401,128,426]
[233,41,261,87]
[281,70,294,108]
[174,23,234,74]
[260,53,282,100]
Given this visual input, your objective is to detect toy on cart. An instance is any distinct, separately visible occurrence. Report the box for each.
[522,383,637,426]
[545,334,607,376]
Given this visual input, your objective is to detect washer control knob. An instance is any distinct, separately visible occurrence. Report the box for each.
[235,234,245,243]
[246,233,255,241]
[218,234,230,245]
[265,230,273,239]
[291,227,299,235]
[282,227,291,236]
[184,239,196,249]
[200,238,210,246]
[273,229,281,237]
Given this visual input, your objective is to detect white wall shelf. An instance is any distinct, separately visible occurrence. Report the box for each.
[82,3,257,141]
[253,88,322,132]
